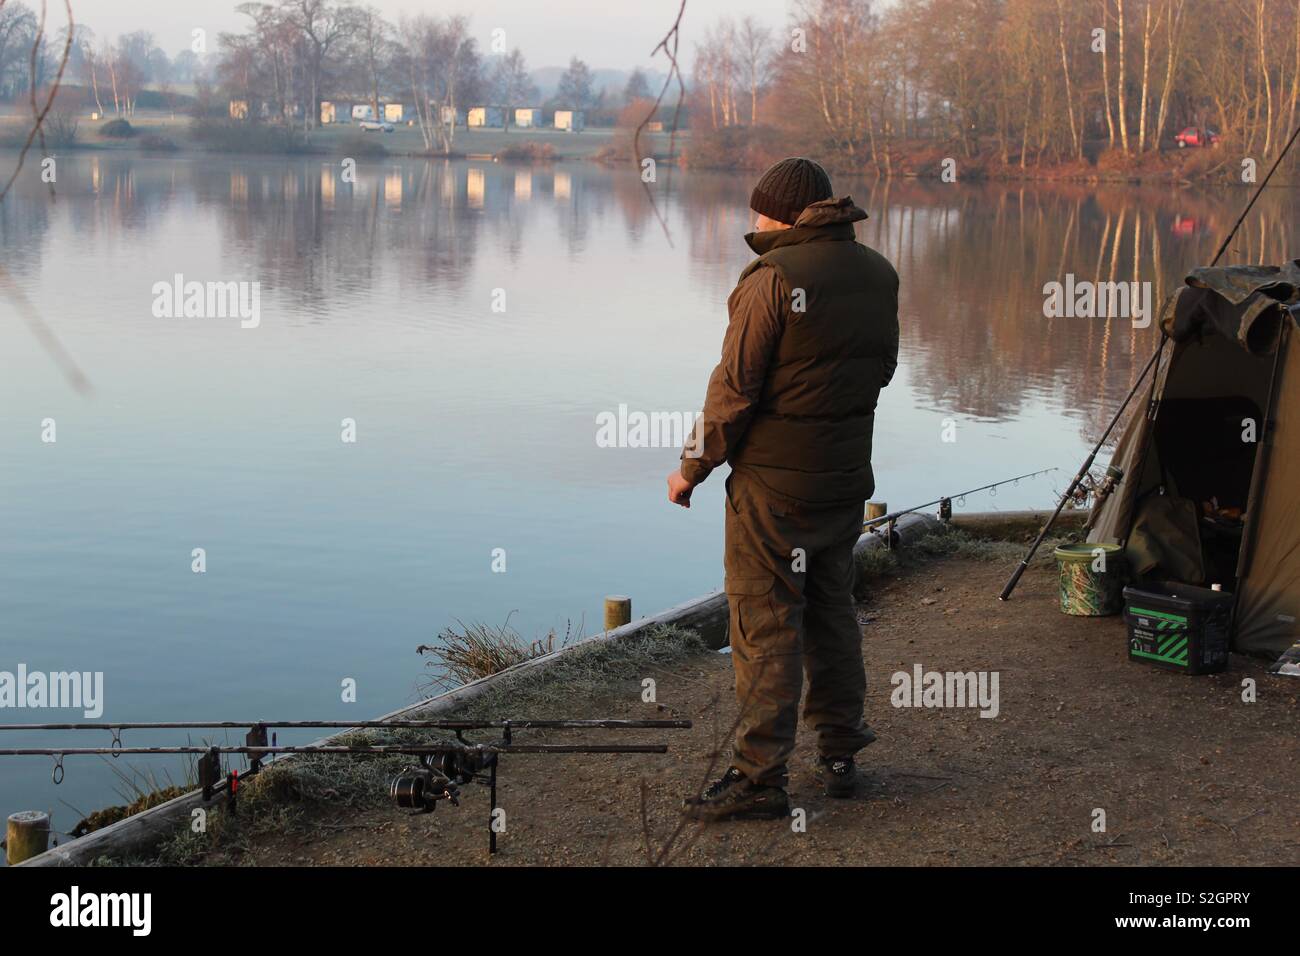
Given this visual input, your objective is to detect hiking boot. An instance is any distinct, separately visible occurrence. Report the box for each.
[817,755,857,799]
[683,767,790,821]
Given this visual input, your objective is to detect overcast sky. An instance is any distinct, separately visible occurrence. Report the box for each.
[69,0,795,70]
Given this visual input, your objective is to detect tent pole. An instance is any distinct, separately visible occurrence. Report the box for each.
[1116,335,1173,552]
[1229,317,1291,640]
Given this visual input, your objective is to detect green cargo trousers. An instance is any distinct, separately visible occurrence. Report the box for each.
[724,468,874,787]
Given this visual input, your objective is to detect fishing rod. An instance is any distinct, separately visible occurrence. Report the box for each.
[998,343,1165,600]
[0,745,675,757]
[0,717,693,855]
[999,120,1300,602]
[0,719,691,732]
[862,468,1057,533]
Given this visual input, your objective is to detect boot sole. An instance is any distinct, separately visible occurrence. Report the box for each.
[682,794,791,822]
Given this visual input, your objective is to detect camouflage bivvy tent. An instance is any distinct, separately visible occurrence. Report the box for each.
[1088,261,1300,659]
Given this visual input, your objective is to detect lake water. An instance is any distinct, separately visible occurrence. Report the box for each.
[1,152,1296,837]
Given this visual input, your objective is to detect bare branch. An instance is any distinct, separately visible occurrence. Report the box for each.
[0,0,90,396]
[0,265,91,395]
[0,0,74,204]
[633,0,687,246]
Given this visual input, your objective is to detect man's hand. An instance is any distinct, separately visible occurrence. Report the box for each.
[667,469,697,508]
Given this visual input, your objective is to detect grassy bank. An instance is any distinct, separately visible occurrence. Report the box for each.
[90,624,708,866]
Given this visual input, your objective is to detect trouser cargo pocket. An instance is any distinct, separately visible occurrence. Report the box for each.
[721,468,871,785]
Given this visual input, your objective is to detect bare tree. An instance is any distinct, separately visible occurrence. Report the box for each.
[1055,0,1081,158]
[401,14,479,153]
[776,0,878,162]
[1099,0,1116,147]
[1152,0,1186,149]
[73,26,104,114]
[623,67,651,103]
[1116,0,1129,153]
[556,56,595,110]
[1135,0,1161,152]
[1252,0,1274,156]
[229,2,300,123]
[492,47,536,132]
[0,2,39,98]
[280,0,353,128]
[353,4,392,120]
[738,15,772,125]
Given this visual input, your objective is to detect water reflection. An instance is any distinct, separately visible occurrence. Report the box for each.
[3,156,1297,445]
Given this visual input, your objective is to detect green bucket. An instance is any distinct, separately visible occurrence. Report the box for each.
[1054,543,1125,616]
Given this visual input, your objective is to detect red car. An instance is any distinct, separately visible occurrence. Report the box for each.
[1175,126,1221,148]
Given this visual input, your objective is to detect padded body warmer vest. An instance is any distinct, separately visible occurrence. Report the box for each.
[731,225,899,504]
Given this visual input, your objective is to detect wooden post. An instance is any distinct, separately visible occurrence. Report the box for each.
[865,501,888,523]
[604,595,631,631]
[6,811,50,865]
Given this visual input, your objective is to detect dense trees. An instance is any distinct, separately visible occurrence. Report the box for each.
[691,17,776,129]
[2,3,172,113]
[696,0,1300,171]
[202,3,602,136]
[206,3,487,134]
[9,0,1297,172]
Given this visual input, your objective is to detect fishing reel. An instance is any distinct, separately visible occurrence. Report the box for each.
[1079,465,1124,532]
[390,749,497,814]
[1072,465,1123,509]
[390,760,459,813]
[1097,465,1124,500]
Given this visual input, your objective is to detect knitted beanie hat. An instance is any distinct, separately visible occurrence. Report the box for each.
[749,157,833,225]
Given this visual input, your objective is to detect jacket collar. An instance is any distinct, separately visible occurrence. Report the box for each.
[744,196,868,255]
[746,221,856,255]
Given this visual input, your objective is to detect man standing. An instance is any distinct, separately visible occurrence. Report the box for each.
[667,157,899,820]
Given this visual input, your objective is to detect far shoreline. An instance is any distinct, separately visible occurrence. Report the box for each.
[2,112,1292,187]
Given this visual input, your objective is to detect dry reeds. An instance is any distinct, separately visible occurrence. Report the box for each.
[416,614,576,692]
